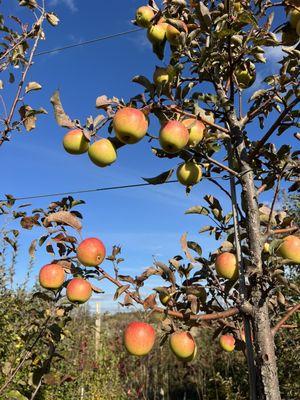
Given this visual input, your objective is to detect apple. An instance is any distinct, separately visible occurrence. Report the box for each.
[169,331,196,361]
[153,66,174,86]
[281,24,299,46]
[277,235,300,263]
[166,20,187,46]
[159,120,189,153]
[235,61,256,89]
[77,237,106,266]
[39,263,65,289]
[135,6,154,28]
[289,8,300,29]
[176,162,202,186]
[113,107,148,144]
[63,129,89,155]
[219,335,235,352]
[66,277,92,303]
[215,252,239,280]
[124,321,155,356]
[263,242,270,253]
[182,118,205,147]
[147,22,168,44]
[88,139,117,167]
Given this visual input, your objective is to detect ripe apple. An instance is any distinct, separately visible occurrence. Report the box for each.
[281,24,299,46]
[176,162,202,186]
[66,277,92,303]
[182,118,205,147]
[63,129,89,155]
[113,107,148,144]
[88,139,117,167]
[234,61,256,89]
[159,120,189,153]
[277,235,300,263]
[147,22,168,44]
[77,237,106,266]
[39,263,65,289]
[169,331,196,360]
[124,321,155,356]
[289,8,300,29]
[215,252,239,280]
[166,20,187,46]
[135,6,154,28]
[219,334,235,352]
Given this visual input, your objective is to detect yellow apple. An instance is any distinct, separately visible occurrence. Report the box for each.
[135,6,154,28]
[176,162,202,186]
[88,138,117,167]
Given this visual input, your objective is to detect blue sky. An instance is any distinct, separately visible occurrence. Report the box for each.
[1,1,295,311]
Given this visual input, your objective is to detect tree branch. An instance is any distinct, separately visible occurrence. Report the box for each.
[272,303,300,335]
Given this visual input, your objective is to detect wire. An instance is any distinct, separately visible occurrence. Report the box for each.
[35,28,143,57]
[1,174,227,203]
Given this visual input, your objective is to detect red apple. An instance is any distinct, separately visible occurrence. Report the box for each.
[215,252,239,280]
[88,138,117,167]
[77,237,106,266]
[159,120,189,153]
[113,107,148,144]
[182,118,205,147]
[219,334,235,352]
[169,331,196,360]
[124,321,155,356]
[277,235,300,263]
[66,277,92,303]
[63,129,89,155]
[39,263,65,289]
[166,20,187,46]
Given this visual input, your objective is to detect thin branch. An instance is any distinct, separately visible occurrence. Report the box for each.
[269,226,299,236]
[96,266,239,321]
[249,96,300,159]
[272,303,300,335]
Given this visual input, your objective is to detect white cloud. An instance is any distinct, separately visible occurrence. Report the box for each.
[50,0,78,12]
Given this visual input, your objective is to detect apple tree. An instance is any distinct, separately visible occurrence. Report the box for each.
[50,1,300,399]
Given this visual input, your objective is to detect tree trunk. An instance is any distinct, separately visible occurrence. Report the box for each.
[228,113,281,400]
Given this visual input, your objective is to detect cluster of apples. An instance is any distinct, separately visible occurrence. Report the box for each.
[124,321,198,360]
[38,237,106,303]
[135,5,188,48]
[123,321,238,359]
[282,5,300,46]
[63,106,207,187]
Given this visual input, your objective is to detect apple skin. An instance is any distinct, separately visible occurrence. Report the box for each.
[124,321,155,356]
[159,120,189,153]
[176,162,202,186]
[39,263,65,290]
[215,252,239,280]
[63,129,89,155]
[281,25,299,46]
[88,139,117,167]
[113,107,148,144]
[66,277,92,303]
[182,118,205,147]
[277,235,300,263]
[219,335,235,352]
[289,8,300,29]
[135,6,154,28]
[147,23,168,44]
[166,21,187,46]
[235,62,256,89]
[77,237,106,266]
[169,331,196,360]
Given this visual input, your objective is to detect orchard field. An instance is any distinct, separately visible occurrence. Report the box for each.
[0,1,300,400]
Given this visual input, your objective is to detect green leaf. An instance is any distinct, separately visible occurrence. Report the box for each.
[142,169,174,185]
[185,206,210,216]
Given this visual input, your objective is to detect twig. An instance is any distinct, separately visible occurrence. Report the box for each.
[249,97,300,159]
[272,303,300,335]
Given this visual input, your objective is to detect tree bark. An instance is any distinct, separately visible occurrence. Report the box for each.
[227,112,281,400]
